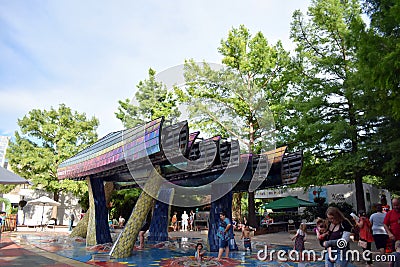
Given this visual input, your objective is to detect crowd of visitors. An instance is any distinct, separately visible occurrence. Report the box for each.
[309,197,400,267]
[199,197,400,266]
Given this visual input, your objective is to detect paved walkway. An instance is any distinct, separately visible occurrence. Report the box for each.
[0,231,91,266]
[0,227,392,266]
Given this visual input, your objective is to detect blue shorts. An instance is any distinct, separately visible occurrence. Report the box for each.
[218,238,229,249]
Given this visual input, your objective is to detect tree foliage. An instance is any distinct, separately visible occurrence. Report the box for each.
[286,0,373,210]
[6,104,99,201]
[114,68,181,216]
[356,0,400,191]
[115,68,180,129]
[177,25,292,226]
[109,188,142,220]
[0,184,15,194]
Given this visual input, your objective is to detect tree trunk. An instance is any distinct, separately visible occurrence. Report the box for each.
[248,191,256,227]
[354,173,365,212]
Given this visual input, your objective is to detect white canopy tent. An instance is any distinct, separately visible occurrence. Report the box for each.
[27,196,61,229]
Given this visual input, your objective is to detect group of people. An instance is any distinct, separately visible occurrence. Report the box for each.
[170,210,195,231]
[192,211,254,263]
[310,198,400,267]
[98,197,400,265]
[108,215,126,229]
[232,216,251,231]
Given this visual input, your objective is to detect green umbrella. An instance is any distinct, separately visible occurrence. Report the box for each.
[261,196,317,210]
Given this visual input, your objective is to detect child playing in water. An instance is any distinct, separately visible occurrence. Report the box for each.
[241,224,253,252]
[195,243,206,262]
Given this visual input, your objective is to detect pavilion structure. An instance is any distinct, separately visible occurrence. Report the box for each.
[57,117,302,258]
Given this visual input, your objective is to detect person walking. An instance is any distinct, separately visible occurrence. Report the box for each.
[323,207,353,267]
[241,224,254,252]
[370,204,389,254]
[384,198,400,251]
[217,211,232,260]
[138,212,151,249]
[355,210,374,267]
[292,223,307,253]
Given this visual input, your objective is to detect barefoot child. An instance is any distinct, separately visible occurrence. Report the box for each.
[195,243,206,262]
[241,224,253,252]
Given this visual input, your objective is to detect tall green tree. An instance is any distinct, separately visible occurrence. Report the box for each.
[287,0,370,211]
[177,25,292,226]
[6,104,99,201]
[114,68,180,213]
[115,68,180,128]
[356,0,400,192]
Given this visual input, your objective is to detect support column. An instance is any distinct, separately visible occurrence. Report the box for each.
[70,181,114,239]
[148,188,174,242]
[110,167,162,258]
[208,183,238,252]
[86,177,112,246]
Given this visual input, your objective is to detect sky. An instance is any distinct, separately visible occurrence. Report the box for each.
[0,0,310,138]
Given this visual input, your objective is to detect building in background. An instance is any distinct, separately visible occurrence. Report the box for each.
[255,183,391,213]
[0,136,10,168]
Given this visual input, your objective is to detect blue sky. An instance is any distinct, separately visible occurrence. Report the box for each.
[0,0,310,138]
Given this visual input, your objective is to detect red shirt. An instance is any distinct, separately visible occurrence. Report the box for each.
[359,217,374,242]
[383,210,400,240]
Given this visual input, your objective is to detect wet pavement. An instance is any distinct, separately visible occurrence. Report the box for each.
[0,227,392,266]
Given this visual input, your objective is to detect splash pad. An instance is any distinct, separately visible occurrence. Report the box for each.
[15,231,341,267]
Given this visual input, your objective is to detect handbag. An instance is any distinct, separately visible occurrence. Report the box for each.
[358,240,367,249]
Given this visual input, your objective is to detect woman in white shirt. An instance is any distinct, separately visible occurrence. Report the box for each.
[370,204,389,254]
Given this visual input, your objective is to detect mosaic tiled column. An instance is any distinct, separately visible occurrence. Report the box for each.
[148,188,174,242]
[69,206,90,238]
[110,168,162,258]
[69,181,114,239]
[86,177,112,246]
[208,183,238,252]
[70,177,91,238]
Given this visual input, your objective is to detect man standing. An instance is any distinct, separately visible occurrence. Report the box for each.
[181,211,189,231]
[384,198,400,251]
[217,211,231,260]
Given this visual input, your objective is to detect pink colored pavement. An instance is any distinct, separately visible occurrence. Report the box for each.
[0,231,90,267]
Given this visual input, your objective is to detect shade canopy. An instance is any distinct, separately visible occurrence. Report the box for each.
[27,196,60,227]
[0,166,30,184]
[27,196,61,206]
[261,196,317,210]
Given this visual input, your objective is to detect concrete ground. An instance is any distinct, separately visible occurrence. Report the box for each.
[0,227,91,267]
